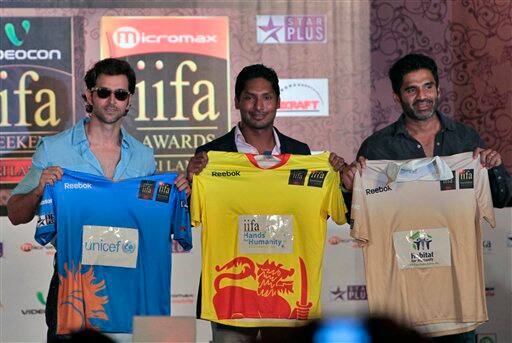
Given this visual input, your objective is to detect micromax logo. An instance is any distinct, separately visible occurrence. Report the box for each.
[64,182,92,190]
[112,26,218,49]
[113,26,140,49]
[365,185,392,195]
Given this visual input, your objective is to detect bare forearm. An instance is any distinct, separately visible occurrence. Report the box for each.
[7,190,43,225]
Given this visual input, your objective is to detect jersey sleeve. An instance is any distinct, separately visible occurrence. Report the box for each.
[35,184,56,245]
[349,171,371,245]
[190,174,203,228]
[12,139,48,195]
[476,161,496,228]
[170,188,192,251]
[324,170,347,225]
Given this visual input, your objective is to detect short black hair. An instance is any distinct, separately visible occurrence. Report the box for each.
[84,58,136,94]
[388,53,439,94]
[235,64,280,101]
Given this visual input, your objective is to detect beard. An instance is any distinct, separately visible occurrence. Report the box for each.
[401,96,439,121]
[92,105,126,124]
[240,111,276,130]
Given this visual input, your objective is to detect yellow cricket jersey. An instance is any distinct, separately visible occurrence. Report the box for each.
[191,151,346,327]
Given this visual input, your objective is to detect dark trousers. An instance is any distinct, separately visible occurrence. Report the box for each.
[46,261,59,341]
[432,330,476,343]
[211,322,313,343]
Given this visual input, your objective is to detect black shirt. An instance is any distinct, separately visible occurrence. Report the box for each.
[356,112,511,208]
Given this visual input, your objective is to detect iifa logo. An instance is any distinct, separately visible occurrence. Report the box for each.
[4,19,30,47]
[64,182,92,190]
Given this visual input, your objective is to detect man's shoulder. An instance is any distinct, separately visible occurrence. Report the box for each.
[38,125,75,149]
[277,130,310,151]
[443,115,479,135]
[196,128,236,153]
[123,131,154,156]
[361,120,398,145]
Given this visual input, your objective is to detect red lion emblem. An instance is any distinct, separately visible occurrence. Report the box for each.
[212,257,312,320]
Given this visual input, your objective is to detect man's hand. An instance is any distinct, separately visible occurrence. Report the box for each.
[329,152,346,172]
[341,156,367,191]
[328,235,342,245]
[7,166,63,225]
[473,147,502,169]
[37,167,63,196]
[187,151,208,181]
[174,174,191,197]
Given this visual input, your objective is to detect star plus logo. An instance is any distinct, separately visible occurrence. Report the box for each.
[257,17,283,43]
[4,19,30,47]
[256,15,326,44]
[330,286,346,301]
[330,285,367,301]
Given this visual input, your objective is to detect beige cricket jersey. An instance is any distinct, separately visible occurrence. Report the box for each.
[350,152,495,337]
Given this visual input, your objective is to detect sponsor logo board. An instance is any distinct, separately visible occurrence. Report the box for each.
[256,15,326,44]
[0,17,75,215]
[277,79,329,117]
[101,17,230,173]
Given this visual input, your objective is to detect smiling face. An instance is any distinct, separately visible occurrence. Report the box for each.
[236,77,280,130]
[394,68,440,122]
[86,73,131,125]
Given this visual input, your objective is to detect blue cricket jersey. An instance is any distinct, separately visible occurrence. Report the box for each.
[35,169,192,334]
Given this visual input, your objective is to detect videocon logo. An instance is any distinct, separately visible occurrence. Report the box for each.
[4,20,30,47]
[36,291,46,305]
[409,231,432,250]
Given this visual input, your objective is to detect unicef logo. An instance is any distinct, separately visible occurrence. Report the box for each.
[112,26,140,49]
[122,241,136,254]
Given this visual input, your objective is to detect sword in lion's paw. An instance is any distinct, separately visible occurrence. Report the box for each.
[295,257,312,320]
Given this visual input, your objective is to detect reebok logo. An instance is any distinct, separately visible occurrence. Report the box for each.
[64,182,92,190]
[365,185,392,195]
[211,171,241,177]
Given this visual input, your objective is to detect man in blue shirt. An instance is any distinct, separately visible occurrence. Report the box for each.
[7,58,189,339]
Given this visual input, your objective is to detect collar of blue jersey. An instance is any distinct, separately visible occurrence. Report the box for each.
[393,111,457,137]
[71,117,130,148]
[386,156,453,183]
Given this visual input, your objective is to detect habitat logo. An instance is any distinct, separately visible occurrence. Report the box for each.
[409,231,433,250]
[393,228,452,269]
[256,15,326,44]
